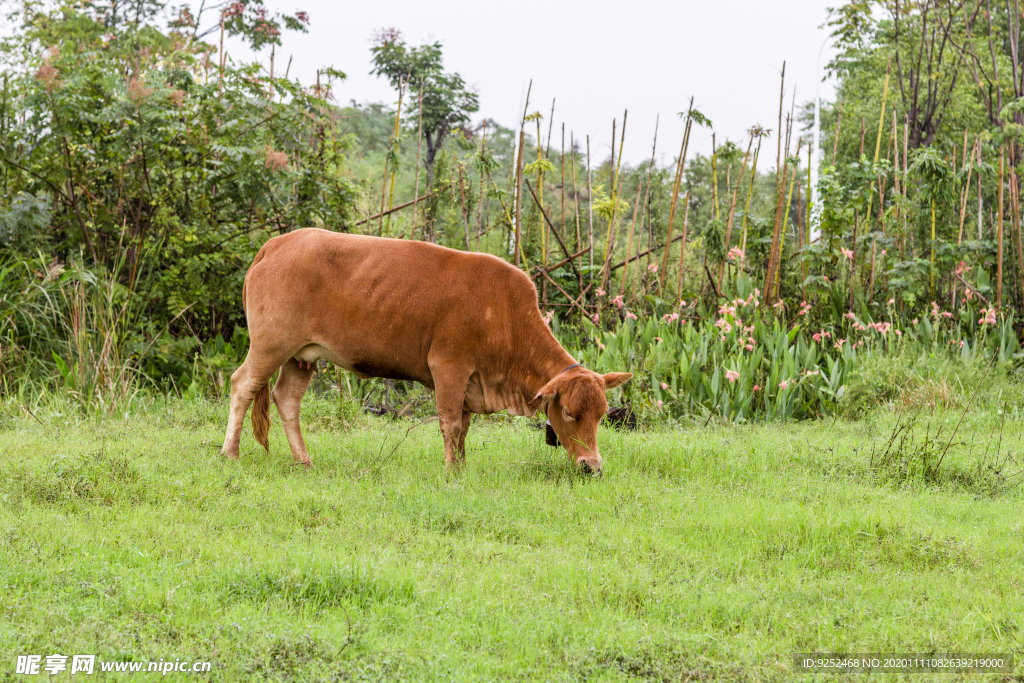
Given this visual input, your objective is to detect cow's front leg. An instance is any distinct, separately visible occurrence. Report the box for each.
[456,410,472,462]
[430,363,472,469]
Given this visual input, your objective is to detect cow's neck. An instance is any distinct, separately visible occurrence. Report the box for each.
[512,327,576,414]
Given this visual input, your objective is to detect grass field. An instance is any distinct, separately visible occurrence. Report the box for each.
[2,398,1023,681]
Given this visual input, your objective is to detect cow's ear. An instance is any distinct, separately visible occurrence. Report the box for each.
[602,372,632,390]
[530,379,558,407]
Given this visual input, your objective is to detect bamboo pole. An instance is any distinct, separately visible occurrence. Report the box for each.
[475,122,487,249]
[413,77,424,240]
[1011,144,1023,310]
[764,64,787,303]
[978,146,984,241]
[830,100,844,165]
[658,111,693,296]
[953,137,978,309]
[776,138,803,295]
[711,134,720,221]
[560,124,566,250]
[676,192,691,297]
[570,132,583,295]
[351,191,435,227]
[587,136,594,274]
[740,134,763,254]
[719,132,754,284]
[600,111,628,291]
[514,130,525,268]
[536,115,547,303]
[380,77,407,236]
[458,163,470,249]
[545,98,555,158]
[863,58,891,226]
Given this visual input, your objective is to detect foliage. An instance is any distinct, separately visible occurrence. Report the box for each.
[370,30,479,181]
[0,0,358,388]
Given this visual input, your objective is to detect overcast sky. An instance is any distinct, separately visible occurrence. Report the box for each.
[205,0,838,167]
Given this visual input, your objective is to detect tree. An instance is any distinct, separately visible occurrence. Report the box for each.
[370,30,479,184]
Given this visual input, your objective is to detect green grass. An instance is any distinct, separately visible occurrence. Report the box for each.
[1,398,1023,681]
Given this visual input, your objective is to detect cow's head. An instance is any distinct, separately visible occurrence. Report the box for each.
[532,367,632,474]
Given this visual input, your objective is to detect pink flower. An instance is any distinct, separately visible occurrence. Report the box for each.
[648,263,658,273]
[888,298,895,305]
[725,370,740,383]
[895,329,902,337]
[611,295,624,309]
[625,311,637,320]
[596,288,606,296]
[662,312,680,323]
[727,247,745,262]
[679,300,687,307]
[844,312,856,320]
[542,310,554,325]
[656,400,664,408]
[841,247,853,260]
[752,385,761,392]
[959,340,965,348]
[942,311,953,319]
[653,337,662,343]
[779,380,790,390]
[661,382,669,390]
[714,318,733,333]
[744,344,754,351]
[812,332,822,342]
[867,321,891,335]
[979,306,997,325]
[880,249,887,257]
[591,314,600,324]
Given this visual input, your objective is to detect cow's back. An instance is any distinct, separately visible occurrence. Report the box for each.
[242,229,543,384]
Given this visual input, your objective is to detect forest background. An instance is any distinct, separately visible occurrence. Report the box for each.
[3,0,1024,423]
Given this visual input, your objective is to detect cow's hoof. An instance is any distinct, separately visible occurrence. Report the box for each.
[221,451,240,462]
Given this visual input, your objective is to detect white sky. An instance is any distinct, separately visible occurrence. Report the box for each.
[203,0,838,167]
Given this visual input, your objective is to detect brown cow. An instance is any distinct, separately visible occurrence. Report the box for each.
[220,228,631,472]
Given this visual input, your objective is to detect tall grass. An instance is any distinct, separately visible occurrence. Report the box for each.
[1,252,154,415]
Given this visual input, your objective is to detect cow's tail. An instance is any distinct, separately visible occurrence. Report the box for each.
[252,383,271,452]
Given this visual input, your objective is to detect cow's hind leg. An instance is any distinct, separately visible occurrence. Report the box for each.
[222,355,278,459]
[273,358,316,466]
